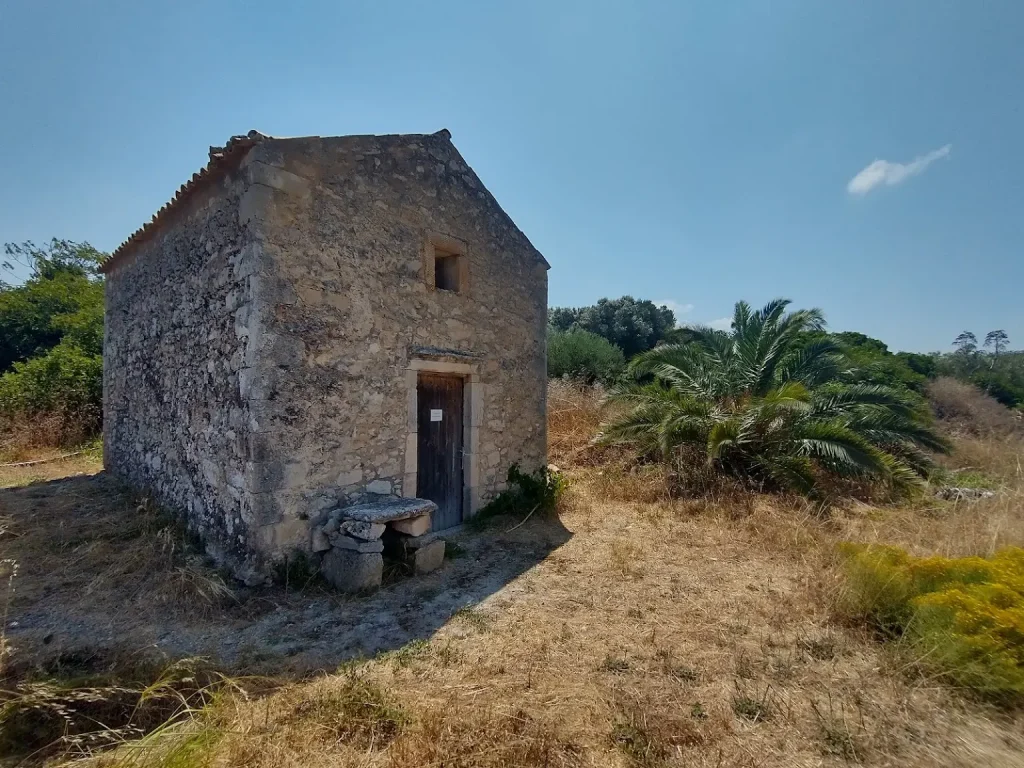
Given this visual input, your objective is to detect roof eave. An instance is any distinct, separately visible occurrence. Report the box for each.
[99,130,267,274]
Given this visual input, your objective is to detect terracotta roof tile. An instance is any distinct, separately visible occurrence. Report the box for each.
[99,130,267,274]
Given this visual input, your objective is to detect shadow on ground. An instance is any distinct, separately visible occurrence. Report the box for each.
[1,471,572,679]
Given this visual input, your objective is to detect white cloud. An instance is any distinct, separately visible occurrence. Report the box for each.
[655,300,694,327]
[847,144,951,196]
[708,317,732,331]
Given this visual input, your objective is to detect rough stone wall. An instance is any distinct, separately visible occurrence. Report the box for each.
[240,132,548,556]
[103,168,272,581]
[105,130,548,575]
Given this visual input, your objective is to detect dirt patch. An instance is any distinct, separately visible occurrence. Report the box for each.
[0,471,570,679]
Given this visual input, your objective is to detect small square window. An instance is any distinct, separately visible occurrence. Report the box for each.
[434,250,462,292]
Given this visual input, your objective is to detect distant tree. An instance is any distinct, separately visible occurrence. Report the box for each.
[833,331,889,355]
[984,330,1010,361]
[549,296,676,358]
[953,331,979,356]
[0,240,105,373]
[2,238,103,285]
[547,329,625,384]
[894,352,938,380]
[548,306,580,333]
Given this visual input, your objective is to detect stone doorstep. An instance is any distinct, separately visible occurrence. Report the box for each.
[328,533,385,553]
[335,495,437,523]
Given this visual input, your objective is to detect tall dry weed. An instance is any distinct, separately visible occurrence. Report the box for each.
[547,379,605,466]
[928,377,1023,438]
[0,406,100,461]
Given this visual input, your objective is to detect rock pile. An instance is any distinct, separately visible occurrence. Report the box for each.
[313,497,445,591]
[935,486,997,502]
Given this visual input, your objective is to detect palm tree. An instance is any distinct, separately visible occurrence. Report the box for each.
[598,299,949,495]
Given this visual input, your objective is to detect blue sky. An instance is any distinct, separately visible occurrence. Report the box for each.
[1,1,1021,352]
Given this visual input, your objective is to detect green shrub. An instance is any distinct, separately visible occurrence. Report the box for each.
[548,328,625,384]
[831,334,929,396]
[0,339,102,417]
[1,239,104,371]
[550,296,676,358]
[895,352,938,380]
[471,464,567,527]
[838,544,1024,704]
[969,370,1024,408]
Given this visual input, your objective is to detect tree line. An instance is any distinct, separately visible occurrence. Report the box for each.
[548,295,1022,409]
[1,238,1019,453]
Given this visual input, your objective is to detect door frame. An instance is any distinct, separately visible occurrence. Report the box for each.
[402,357,483,521]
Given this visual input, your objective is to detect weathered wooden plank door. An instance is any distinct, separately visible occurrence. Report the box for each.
[417,374,465,530]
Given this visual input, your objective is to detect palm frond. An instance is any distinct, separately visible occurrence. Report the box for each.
[793,420,888,476]
[754,453,816,494]
[842,408,951,454]
[775,338,845,388]
[811,384,919,419]
[601,298,945,498]
[874,451,927,491]
[707,418,741,460]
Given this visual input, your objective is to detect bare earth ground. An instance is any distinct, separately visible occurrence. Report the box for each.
[0,471,568,676]
[3,384,1024,766]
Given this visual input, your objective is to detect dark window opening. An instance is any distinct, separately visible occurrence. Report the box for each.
[434,252,461,292]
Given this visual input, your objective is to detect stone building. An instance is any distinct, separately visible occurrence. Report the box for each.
[100,129,549,585]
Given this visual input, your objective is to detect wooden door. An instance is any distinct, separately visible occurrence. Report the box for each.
[417,374,465,530]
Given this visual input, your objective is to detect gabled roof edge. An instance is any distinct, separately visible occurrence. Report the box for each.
[98,130,267,274]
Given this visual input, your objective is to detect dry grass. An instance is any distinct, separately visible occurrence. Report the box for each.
[0,445,103,489]
[43,471,1023,767]
[927,377,1024,438]
[547,378,607,466]
[0,409,101,461]
[4,384,1024,766]
[0,470,237,680]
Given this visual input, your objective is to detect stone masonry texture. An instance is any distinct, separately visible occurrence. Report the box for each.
[103,130,548,580]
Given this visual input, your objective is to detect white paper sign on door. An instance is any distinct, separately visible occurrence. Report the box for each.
[430,409,443,422]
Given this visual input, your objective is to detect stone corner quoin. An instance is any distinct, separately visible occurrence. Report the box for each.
[102,130,549,582]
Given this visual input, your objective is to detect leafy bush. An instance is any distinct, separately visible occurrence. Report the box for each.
[0,339,102,417]
[472,464,567,527]
[0,239,105,446]
[599,299,949,496]
[549,296,676,358]
[1,239,104,371]
[969,369,1024,408]
[548,329,625,384]
[824,332,930,395]
[895,352,938,380]
[838,544,1024,704]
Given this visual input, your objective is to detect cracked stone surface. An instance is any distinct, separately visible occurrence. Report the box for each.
[337,497,437,523]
